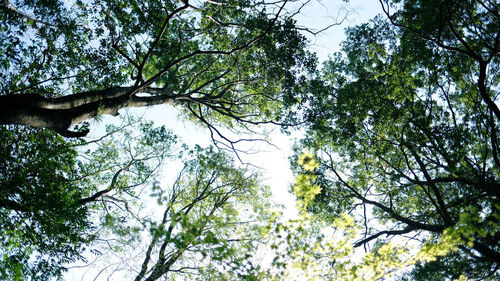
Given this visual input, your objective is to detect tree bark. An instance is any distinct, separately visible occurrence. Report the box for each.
[0,86,189,136]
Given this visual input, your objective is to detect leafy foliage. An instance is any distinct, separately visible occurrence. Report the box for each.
[0,0,315,278]
[4,0,499,280]
[0,126,92,280]
[134,147,273,281]
[0,117,180,280]
[293,0,500,279]
[77,141,275,281]
[0,0,314,139]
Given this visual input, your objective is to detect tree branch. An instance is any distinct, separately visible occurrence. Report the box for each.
[354,227,414,247]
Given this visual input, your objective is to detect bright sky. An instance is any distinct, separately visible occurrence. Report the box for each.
[66,1,383,279]
[249,0,383,212]
[294,0,382,61]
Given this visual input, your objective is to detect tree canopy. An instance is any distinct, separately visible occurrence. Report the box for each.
[125,146,273,281]
[291,0,500,279]
[0,116,278,280]
[0,0,312,279]
[0,0,313,138]
[2,0,500,280]
[0,116,181,280]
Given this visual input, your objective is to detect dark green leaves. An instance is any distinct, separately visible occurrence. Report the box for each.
[0,126,92,280]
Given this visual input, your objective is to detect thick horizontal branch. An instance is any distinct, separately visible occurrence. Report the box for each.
[0,86,186,135]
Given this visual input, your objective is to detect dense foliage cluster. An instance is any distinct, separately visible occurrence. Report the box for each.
[0,127,92,279]
[290,0,500,279]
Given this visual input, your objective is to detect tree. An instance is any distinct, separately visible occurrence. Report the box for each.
[269,152,414,281]
[70,141,275,281]
[0,116,179,280]
[131,146,273,281]
[0,0,313,139]
[293,0,500,279]
[0,126,93,280]
[0,1,318,278]
[0,0,314,277]
[0,114,275,280]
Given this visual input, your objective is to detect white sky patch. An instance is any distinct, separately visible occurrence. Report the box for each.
[293,0,383,61]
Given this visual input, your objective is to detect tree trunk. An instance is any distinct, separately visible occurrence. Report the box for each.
[0,86,186,136]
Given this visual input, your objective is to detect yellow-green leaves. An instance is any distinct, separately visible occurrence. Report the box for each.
[297,150,320,172]
[293,150,321,213]
[293,174,321,213]
[268,212,417,281]
[416,210,490,263]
